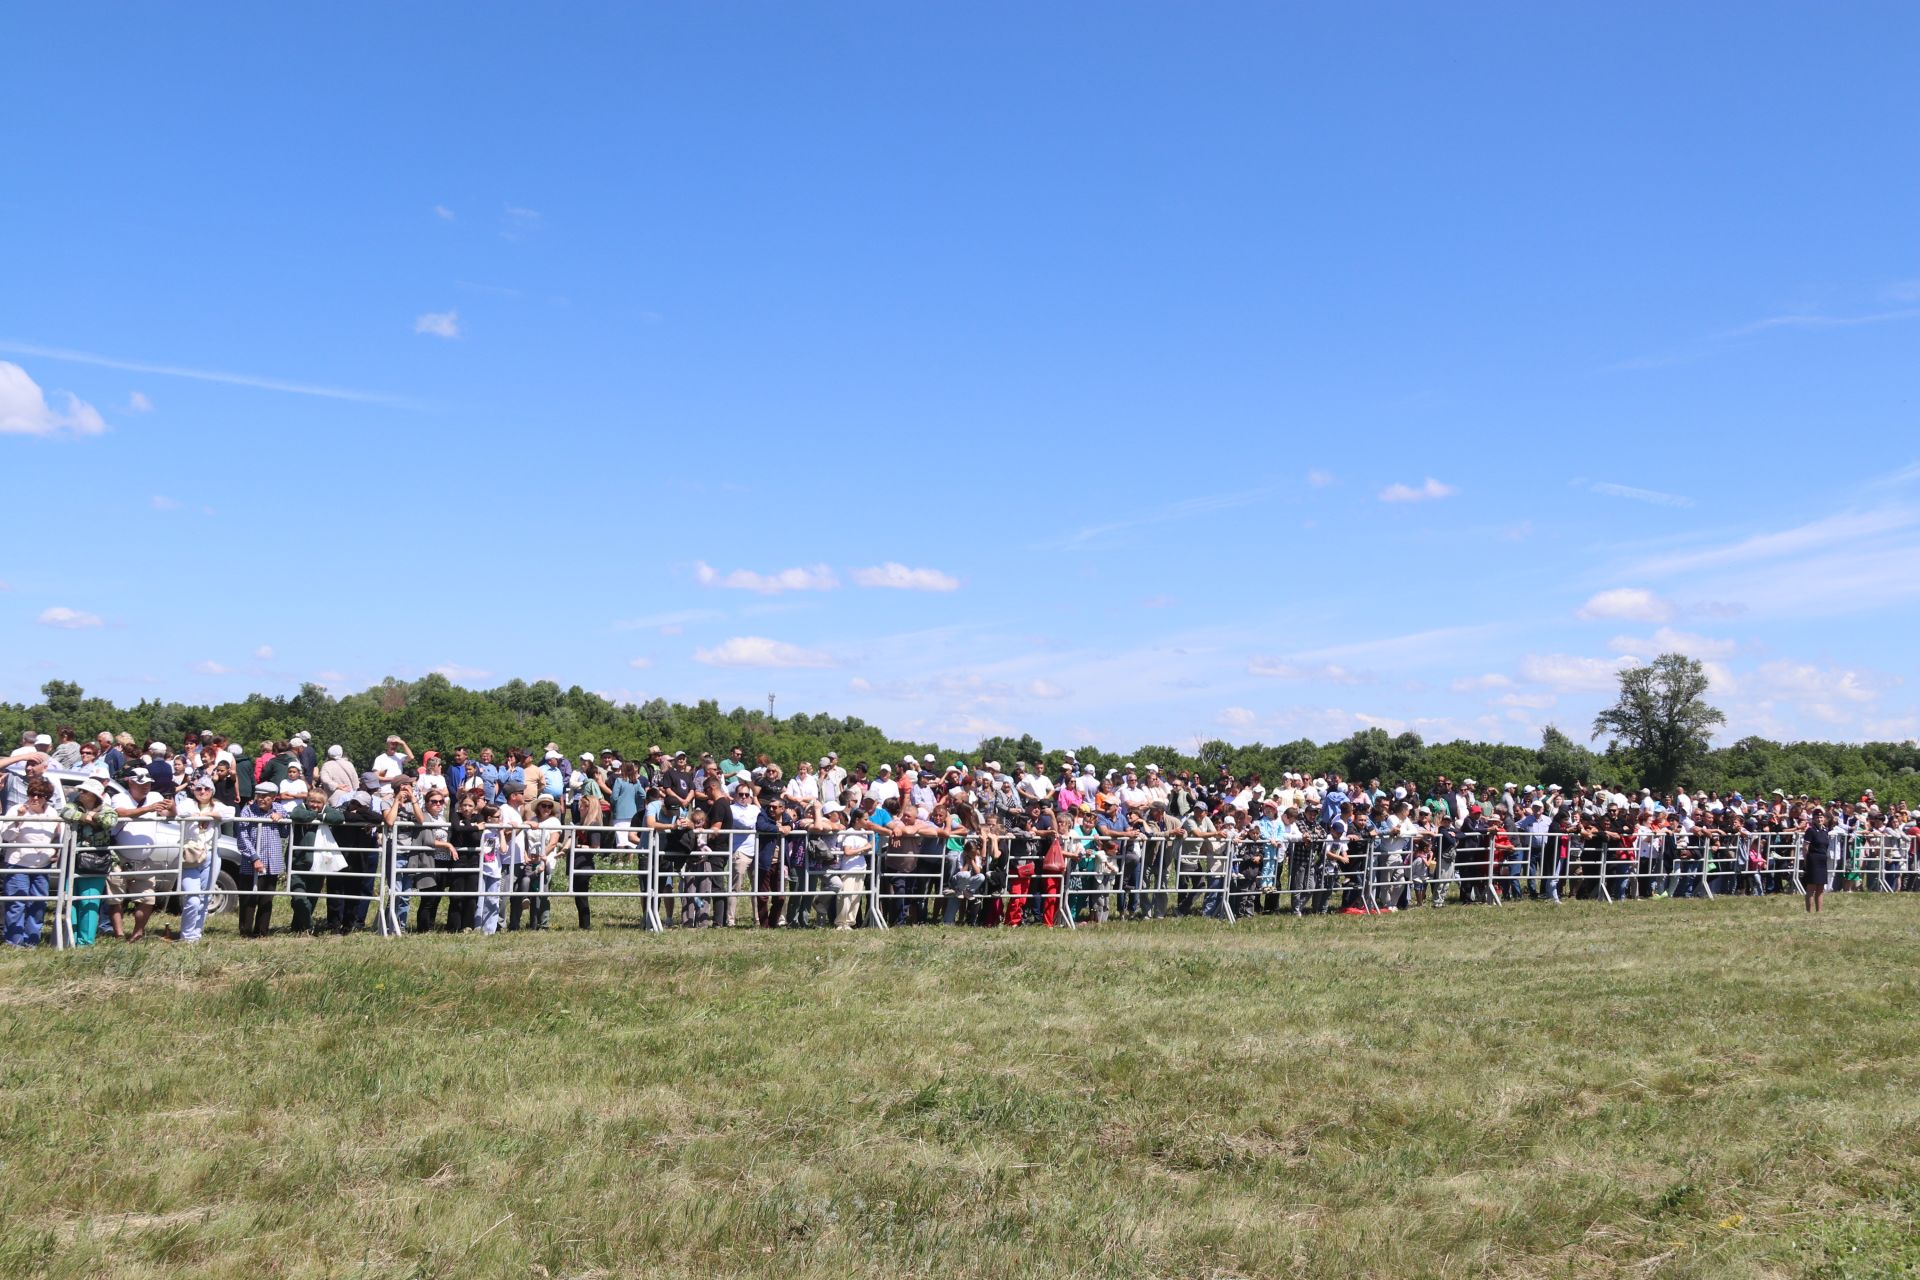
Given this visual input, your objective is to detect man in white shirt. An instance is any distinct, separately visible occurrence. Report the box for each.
[867,763,900,806]
[373,735,413,782]
[1016,763,1053,806]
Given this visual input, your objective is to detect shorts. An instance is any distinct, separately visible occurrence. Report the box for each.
[109,871,160,905]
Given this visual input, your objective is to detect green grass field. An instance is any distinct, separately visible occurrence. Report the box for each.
[3,896,1919,1279]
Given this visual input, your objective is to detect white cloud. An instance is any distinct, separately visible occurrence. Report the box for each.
[502,206,543,239]
[430,663,492,681]
[627,656,654,669]
[1576,587,1672,622]
[314,669,348,684]
[128,391,153,412]
[1583,480,1694,508]
[938,712,1020,743]
[1606,628,1736,660]
[1495,692,1556,710]
[693,636,835,668]
[1306,469,1334,488]
[851,563,960,592]
[414,309,461,339]
[151,495,180,511]
[0,362,107,437]
[1451,673,1513,692]
[694,561,839,594]
[1378,477,1455,503]
[253,645,275,660]
[192,660,231,675]
[434,204,456,221]
[38,606,103,629]
[849,676,873,693]
[1025,679,1068,700]
[1217,706,1258,728]
[1519,653,1636,693]
[1748,661,1877,706]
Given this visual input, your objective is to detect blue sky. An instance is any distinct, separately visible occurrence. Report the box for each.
[4,2,1918,751]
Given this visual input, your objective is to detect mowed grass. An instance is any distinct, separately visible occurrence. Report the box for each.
[3,896,1920,1279]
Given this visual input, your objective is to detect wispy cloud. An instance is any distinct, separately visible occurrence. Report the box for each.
[151,495,180,511]
[1217,706,1258,728]
[1248,659,1369,684]
[455,279,523,298]
[0,361,107,436]
[1606,628,1735,660]
[253,645,275,660]
[693,636,835,668]
[1576,587,1672,623]
[628,656,654,669]
[852,563,959,592]
[192,660,231,676]
[1520,653,1636,693]
[1378,477,1455,503]
[1722,308,1920,338]
[434,204,456,221]
[38,606,103,629]
[127,390,153,412]
[414,309,461,339]
[1053,486,1280,550]
[612,608,723,633]
[1582,480,1694,509]
[1306,469,1334,488]
[501,206,543,240]
[1630,508,1919,577]
[431,663,492,681]
[0,341,417,407]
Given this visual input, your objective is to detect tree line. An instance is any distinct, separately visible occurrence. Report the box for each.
[13,655,1916,804]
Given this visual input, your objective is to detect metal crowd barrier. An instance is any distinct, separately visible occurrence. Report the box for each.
[6,805,1917,949]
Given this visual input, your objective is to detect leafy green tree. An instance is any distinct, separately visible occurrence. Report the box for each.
[1591,653,1726,791]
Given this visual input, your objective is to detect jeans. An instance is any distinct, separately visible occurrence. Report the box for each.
[477,863,503,934]
[1530,841,1562,901]
[3,871,49,946]
[510,862,551,930]
[177,855,220,942]
[70,875,105,945]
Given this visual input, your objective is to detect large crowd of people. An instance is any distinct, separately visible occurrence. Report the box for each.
[2,726,1915,947]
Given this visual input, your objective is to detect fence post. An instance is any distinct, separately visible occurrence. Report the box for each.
[53,824,75,950]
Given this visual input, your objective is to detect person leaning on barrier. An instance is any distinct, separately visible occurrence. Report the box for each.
[828,830,869,931]
[62,779,115,946]
[173,774,234,943]
[284,788,348,937]
[2,776,61,948]
[233,782,290,938]
[108,766,176,942]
